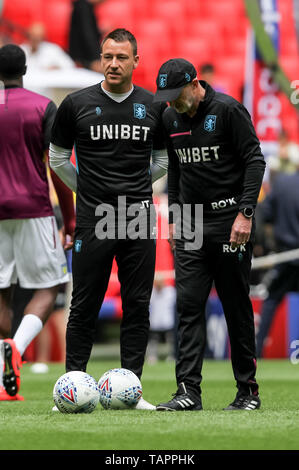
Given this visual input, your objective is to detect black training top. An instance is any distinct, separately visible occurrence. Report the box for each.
[51,83,166,227]
[164,81,265,228]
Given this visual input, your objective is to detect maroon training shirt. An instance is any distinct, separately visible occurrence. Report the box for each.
[0,86,57,220]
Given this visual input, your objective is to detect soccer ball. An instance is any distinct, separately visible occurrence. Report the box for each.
[53,371,100,414]
[98,368,142,410]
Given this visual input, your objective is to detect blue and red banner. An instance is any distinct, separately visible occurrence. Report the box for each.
[244,0,299,159]
[243,0,282,160]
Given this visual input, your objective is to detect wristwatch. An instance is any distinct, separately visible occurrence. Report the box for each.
[240,207,254,218]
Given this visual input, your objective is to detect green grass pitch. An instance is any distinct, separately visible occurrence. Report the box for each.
[0,358,299,451]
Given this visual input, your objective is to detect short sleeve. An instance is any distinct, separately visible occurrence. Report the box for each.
[51,95,76,149]
[42,101,57,149]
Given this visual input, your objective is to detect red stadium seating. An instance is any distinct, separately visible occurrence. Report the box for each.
[1,0,297,133]
[41,1,72,50]
[96,0,135,33]
[2,0,43,29]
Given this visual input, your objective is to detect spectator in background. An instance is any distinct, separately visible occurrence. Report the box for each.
[199,63,227,93]
[69,0,106,73]
[256,153,299,357]
[267,129,299,184]
[21,23,75,71]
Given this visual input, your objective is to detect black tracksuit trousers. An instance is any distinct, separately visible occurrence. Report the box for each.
[65,226,156,379]
[175,237,259,396]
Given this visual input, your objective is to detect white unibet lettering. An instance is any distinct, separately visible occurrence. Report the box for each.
[211,145,220,159]
[90,125,100,140]
[142,126,150,141]
[201,147,210,161]
[132,125,140,140]
[121,125,131,139]
[177,148,187,163]
[192,147,201,162]
[102,124,113,139]
[175,146,220,163]
[218,200,226,208]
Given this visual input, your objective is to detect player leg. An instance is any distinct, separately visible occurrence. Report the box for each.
[213,242,260,410]
[2,216,69,397]
[157,239,213,411]
[0,220,24,400]
[0,219,17,338]
[0,288,14,338]
[116,236,156,379]
[66,228,116,372]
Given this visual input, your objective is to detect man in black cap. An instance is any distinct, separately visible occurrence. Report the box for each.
[153,58,266,411]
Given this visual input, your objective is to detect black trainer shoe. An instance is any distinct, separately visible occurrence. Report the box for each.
[156,383,203,411]
[224,392,261,410]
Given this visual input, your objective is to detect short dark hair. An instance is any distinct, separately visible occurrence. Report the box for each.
[101,28,137,56]
[0,44,26,79]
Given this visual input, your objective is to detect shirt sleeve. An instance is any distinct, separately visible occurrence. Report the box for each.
[166,138,181,224]
[239,160,266,210]
[151,148,168,183]
[227,101,265,165]
[42,101,57,150]
[152,102,168,151]
[227,101,266,209]
[51,95,76,149]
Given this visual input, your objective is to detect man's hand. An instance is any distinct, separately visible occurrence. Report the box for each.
[230,212,252,248]
[60,219,76,251]
[168,223,176,251]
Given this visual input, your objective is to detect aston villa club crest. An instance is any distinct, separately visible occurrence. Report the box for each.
[74,240,82,253]
[159,74,167,88]
[133,103,146,119]
[204,115,217,132]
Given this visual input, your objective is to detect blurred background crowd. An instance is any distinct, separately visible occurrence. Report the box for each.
[0,0,299,365]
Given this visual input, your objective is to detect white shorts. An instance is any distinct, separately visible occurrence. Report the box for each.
[0,216,69,289]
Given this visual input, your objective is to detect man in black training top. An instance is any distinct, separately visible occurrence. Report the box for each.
[153,59,265,411]
[50,29,167,410]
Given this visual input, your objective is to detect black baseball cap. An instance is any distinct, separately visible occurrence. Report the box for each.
[154,58,197,102]
[0,44,26,79]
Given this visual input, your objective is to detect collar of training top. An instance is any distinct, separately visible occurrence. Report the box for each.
[197,81,215,111]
